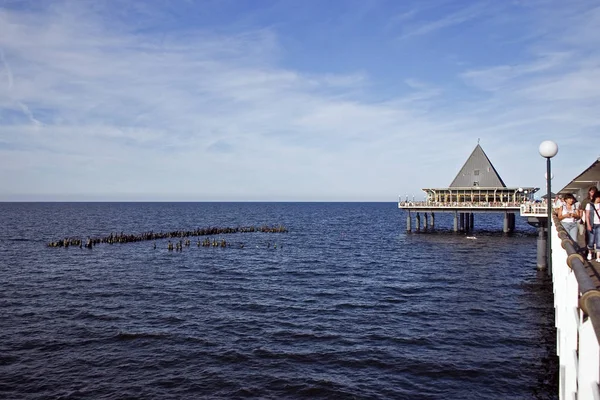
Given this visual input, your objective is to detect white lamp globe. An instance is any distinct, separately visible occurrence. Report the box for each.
[539,140,558,158]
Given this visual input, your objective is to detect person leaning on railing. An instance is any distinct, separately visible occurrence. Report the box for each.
[558,193,582,242]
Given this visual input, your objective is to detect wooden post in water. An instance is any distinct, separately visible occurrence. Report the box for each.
[469,213,474,230]
[415,213,421,232]
[537,226,547,269]
[406,210,412,233]
[423,213,428,231]
[430,213,435,230]
[453,211,458,232]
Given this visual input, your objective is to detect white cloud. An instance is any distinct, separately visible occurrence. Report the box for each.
[0,1,599,200]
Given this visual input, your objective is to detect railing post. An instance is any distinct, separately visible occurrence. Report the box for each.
[578,315,600,399]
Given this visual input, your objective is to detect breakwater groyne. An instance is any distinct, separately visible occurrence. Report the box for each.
[47,225,288,248]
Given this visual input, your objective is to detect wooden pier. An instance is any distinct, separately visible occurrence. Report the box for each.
[399,143,539,234]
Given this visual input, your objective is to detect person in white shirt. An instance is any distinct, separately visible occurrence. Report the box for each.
[558,193,581,241]
[553,195,564,210]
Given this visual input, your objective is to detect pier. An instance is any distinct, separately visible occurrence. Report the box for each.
[399,144,539,234]
[399,144,547,268]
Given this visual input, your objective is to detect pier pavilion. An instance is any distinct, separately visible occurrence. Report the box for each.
[399,144,538,233]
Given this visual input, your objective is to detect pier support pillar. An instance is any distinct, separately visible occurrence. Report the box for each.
[453,211,458,232]
[406,211,412,233]
[510,213,516,232]
[469,213,474,231]
[430,213,435,230]
[416,213,421,232]
[503,212,510,233]
[537,226,547,270]
[465,212,471,232]
[423,213,429,231]
[460,213,465,232]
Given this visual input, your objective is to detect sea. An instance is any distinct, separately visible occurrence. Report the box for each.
[0,202,558,399]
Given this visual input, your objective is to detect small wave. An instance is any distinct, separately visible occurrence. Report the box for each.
[265,376,357,398]
[215,349,251,363]
[272,329,341,341]
[364,333,435,346]
[334,302,373,310]
[75,311,121,321]
[0,355,19,366]
[115,331,169,340]
[468,307,487,314]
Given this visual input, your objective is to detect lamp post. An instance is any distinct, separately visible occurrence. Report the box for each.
[539,140,558,273]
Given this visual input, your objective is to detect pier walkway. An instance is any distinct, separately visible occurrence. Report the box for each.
[550,214,600,400]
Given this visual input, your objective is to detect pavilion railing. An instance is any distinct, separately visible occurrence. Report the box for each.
[398,199,523,208]
[520,203,548,215]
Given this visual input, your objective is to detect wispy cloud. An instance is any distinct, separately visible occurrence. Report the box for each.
[461,52,572,92]
[0,48,13,90]
[397,2,490,40]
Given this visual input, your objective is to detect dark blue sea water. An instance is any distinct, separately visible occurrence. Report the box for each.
[0,202,557,399]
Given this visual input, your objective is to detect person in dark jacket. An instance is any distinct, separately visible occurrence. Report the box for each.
[581,186,598,258]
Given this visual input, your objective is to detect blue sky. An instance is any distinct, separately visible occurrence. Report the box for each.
[0,0,599,201]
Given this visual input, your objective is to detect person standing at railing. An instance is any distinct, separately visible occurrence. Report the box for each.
[553,194,564,211]
[581,186,598,259]
[558,193,581,241]
[585,191,600,262]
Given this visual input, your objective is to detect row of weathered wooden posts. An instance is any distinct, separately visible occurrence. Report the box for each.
[47,225,288,249]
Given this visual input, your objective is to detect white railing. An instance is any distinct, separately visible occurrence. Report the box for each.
[520,203,549,216]
[551,216,600,400]
[398,200,522,208]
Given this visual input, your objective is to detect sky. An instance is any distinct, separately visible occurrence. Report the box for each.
[0,0,599,201]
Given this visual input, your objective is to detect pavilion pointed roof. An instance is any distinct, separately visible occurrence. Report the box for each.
[449,144,506,188]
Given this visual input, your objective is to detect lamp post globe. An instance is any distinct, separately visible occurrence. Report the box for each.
[539,140,558,158]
